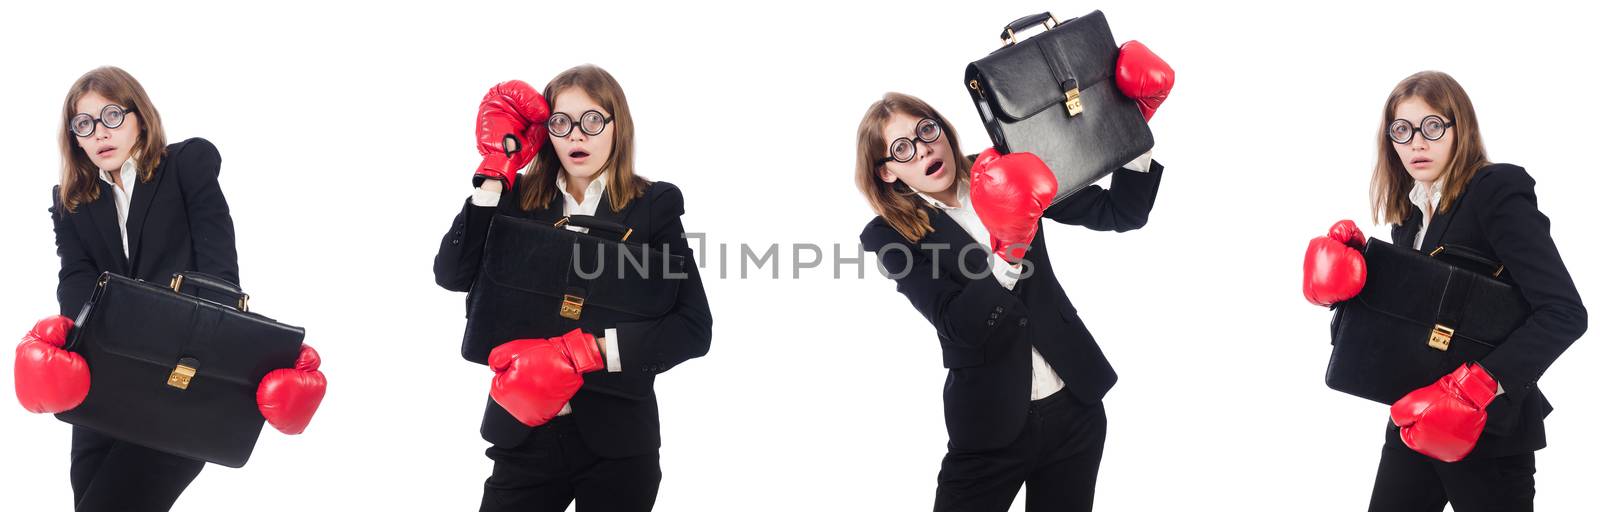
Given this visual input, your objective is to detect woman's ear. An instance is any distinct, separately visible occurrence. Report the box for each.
[877,166,897,184]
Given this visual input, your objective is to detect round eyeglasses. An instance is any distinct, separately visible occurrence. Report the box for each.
[69,104,137,138]
[877,118,942,165]
[1388,115,1454,144]
[547,110,614,138]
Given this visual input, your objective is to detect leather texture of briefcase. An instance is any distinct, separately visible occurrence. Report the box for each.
[56,271,305,468]
[463,214,683,395]
[1326,239,1530,404]
[965,10,1154,204]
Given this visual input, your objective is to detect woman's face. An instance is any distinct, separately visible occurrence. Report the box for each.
[875,112,955,196]
[74,91,141,172]
[1391,97,1454,185]
[548,87,615,182]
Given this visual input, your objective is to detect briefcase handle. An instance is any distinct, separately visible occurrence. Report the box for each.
[169,272,251,312]
[554,215,634,242]
[1429,244,1505,278]
[1001,12,1061,45]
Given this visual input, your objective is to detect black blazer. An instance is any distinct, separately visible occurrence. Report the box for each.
[434,178,712,458]
[1385,163,1586,457]
[861,163,1163,451]
[51,137,240,316]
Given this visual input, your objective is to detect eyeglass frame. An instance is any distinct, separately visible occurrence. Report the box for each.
[875,118,943,166]
[68,104,138,138]
[1388,115,1455,144]
[547,110,615,138]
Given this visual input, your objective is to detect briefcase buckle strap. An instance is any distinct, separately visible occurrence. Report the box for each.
[560,294,585,320]
[167,364,197,390]
[1063,87,1083,117]
[1428,324,1455,352]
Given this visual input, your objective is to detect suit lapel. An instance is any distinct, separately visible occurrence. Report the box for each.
[591,189,635,226]
[124,164,164,268]
[83,182,129,273]
[1394,208,1422,251]
[925,208,992,281]
[1419,207,1459,253]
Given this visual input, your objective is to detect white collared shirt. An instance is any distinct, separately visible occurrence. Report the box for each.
[1409,180,1444,250]
[916,182,1066,401]
[472,176,623,415]
[98,156,139,258]
[555,172,608,231]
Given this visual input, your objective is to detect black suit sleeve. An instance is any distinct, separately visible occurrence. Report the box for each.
[1473,167,1587,395]
[173,138,240,286]
[50,187,98,317]
[861,220,1026,351]
[613,184,713,374]
[433,195,499,292]
[1042,161,1164,231]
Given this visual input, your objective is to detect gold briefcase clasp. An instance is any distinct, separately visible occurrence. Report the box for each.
[560,295,585,321]
[1428,324,1455,352]
[167,364,197,390]
[1063,87,1083,117]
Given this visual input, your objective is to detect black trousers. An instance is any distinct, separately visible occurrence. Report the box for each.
[480,415,663,512]
[1367,443,1536,512]
[934,390,1108,512]
[70,426,204,512]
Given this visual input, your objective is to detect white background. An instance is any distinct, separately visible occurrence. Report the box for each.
[2,1,1596,510]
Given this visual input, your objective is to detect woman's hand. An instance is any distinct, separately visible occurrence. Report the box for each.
[1303,220,1367,307]
[14,315,90,414]
[971,148,1056,264]
[257,344,327,435]
[1115,40,1174,121]
[475,80,550,190]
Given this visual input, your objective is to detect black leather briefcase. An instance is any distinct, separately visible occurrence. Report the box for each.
[56,272,305,468]
[463,215,683,396]
[966,10,1153,203]
[1326,239,1529,404]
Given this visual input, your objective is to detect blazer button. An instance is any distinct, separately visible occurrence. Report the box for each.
[996,306,1005,313]
[451,239,461,245]
[990,313,999,319]
[986,320,995,326]
[1018,317,1029,327]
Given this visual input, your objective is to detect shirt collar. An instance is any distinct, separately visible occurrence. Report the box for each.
[915,180,969,211]
[1408,179,1444,213]
[556,171,608,203]
[98,154,139,186]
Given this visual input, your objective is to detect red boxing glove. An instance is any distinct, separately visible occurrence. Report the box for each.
[476,80,551,190]
[257,344,327,435]
[15,315,90,414]
[1391,363,1499,462]
[1115,40,1174,121]
[971,148,1057,264]
[1302,220,1367,307]
[489,329,604,427]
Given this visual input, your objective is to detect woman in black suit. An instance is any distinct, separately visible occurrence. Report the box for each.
[433,64,712,512]
[855,92,1163,512]
[45,66,238,511]
[1305,71,1586,512]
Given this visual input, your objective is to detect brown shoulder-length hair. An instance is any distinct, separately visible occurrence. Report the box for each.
[854,92,971,242]
[519,64,649,213]
[1370,71,1489,225]
[58,66,167,213]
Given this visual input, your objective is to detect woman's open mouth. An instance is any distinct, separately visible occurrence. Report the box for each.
[925,160,945,176]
